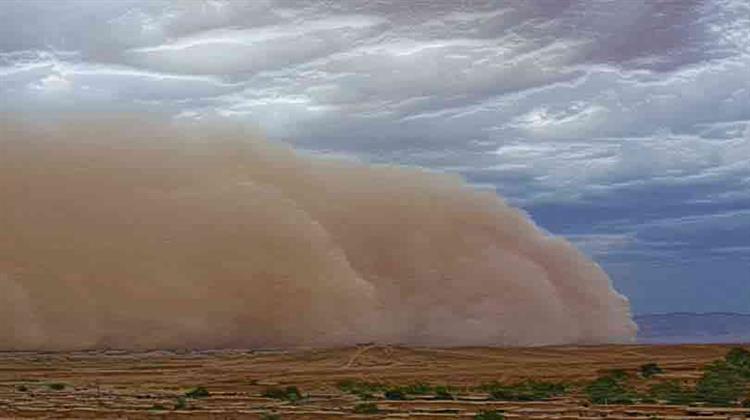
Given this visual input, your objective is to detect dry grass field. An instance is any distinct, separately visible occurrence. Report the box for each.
[1,344,749,419]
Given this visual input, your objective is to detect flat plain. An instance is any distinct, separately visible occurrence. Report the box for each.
[1,344,748,419]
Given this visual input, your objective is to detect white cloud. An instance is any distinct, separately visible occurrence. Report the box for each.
[124,15,387,75]
[565,234,635,258]
[31,74,72,92]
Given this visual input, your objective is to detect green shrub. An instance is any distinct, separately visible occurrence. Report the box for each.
[352,402,380,414]
[284,385,302,400]
[605,369,629,380]
[402,382,432,395]
[384,388,405,400]
[584,375,635,405]
[185,386,210,398]
[726,347,750,376]
[262,386,303,402]
[726,347,750,365]
[640,362,664,378]
[16,385,28,392]
[474,409,505,420]
[636,348,750,407]
[433,385,454,400]
[695,361,747,406]
[174,396,188,410]
[260,413,281,420]
[647,380,694,405]
[337,380,384,399]
[481,380,566,401]
[47,383,66,391]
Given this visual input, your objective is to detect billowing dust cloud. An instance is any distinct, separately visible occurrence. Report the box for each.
[0,116,636,351]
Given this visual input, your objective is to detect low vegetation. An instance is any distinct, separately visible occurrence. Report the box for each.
[433,385,455,400]
[184,386,210,398]
[337,380,385,399]
[352,402,380,414]
[726,347,750,371]
[46,383,67,391]
[647,380,694,405]
[334,348,749,409]
[582,346,750,407]
[474,409,505,419]
[400,382,432,395]
[337,380,456,401]
[174,396,188,410]
[262,385,303,402]
[584,373,636,405]
[480,380,567,401]
[605,369,630,381]
[383,388,406,400]
[677,346,749,407]
[640,362,664,378]
[695,360,747,405]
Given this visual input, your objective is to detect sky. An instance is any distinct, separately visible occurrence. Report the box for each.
[1,0,748,315]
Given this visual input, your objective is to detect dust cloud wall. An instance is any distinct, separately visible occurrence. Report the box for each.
[0,115,637,350]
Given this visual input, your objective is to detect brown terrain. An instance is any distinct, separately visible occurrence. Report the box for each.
[1,344,749,419]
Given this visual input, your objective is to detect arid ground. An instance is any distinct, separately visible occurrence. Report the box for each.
[1,344,749,419]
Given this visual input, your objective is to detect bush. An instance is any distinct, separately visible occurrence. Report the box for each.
[474,410,505,420]
[262,386,303,402]
[481,380,566,401]
[384,388,405,400]
[284,385,302,400]
[434,385,454,400]
[352,402,380,414]
[726,347,750,375]
[402,382,432,395]
[606,369,630,381]
[47,383,66,391]
[185,386,210,398]
[585,375,635,405]
[174,396,188,410]
[337,380,384,399]
[16,385,28,392]
[640,362,664,378]
[260,413,281,420]
[647,380,694,405]
[695,361,747,406]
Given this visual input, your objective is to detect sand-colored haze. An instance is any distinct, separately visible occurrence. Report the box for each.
[0,115,636,350]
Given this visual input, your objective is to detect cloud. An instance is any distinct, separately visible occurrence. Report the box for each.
[124,15,387,75]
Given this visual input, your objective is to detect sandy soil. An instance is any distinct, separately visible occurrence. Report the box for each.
[0,344,748,419]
